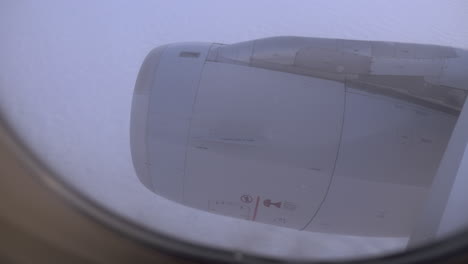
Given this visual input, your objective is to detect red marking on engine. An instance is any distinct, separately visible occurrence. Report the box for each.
[252,196,260,221]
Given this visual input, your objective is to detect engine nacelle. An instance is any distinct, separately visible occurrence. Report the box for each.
[130,37,467,236]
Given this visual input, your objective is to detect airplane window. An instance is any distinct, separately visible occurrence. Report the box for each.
[1,1,468,263]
